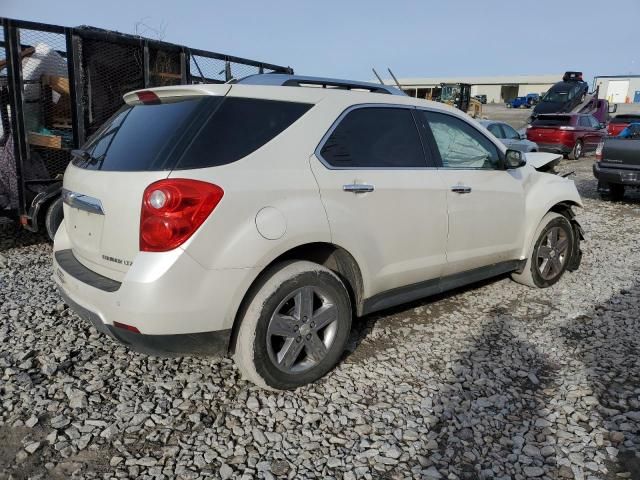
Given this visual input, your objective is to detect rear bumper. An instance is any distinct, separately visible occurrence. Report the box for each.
[536,143,573,155]
[593,163,640,186]
[52,223,257,356]
[57,287,230,356]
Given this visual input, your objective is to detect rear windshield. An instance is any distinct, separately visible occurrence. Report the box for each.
[73,97,312,171]
[532,115,572,127]
[611,114,640,124]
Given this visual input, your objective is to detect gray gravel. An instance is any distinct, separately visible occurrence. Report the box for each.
[2,157,640,479]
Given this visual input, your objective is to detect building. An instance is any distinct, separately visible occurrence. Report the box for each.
[593,75,640,104]
[384,74,563,103]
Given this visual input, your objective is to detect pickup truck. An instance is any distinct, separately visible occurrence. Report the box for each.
[593,125,640,200]
[507,94,539,109]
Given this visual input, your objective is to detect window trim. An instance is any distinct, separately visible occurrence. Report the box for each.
[416,108,506,171]
[314,103,435,170]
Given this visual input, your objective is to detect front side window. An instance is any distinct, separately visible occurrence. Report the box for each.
[320,107,426,168]
[421,111,500,170]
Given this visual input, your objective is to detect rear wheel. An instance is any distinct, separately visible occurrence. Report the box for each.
[45,197,64,241]
[234,261,352,390]
[512,212,574,288]
[568,140,583,160]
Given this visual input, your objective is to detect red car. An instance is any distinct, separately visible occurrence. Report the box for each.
[607,114,640,136]
[526,113,607,159]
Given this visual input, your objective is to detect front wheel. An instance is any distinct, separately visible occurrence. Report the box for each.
[568,140,583,160]
[512,212,574,288]
[234,261,352,390]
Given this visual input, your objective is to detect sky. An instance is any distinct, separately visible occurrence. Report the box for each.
[3,0,639,83]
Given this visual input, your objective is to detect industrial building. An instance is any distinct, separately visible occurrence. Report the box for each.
[385,74,562,103]
[593,75,640,104]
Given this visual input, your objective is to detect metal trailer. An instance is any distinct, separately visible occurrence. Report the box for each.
[0,17,292,238]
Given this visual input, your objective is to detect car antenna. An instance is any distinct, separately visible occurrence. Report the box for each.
[372,68,385,85]
[387,68,403,90]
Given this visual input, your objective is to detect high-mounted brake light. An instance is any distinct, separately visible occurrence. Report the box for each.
[595,141,604,161]
[140,179,224,252]
[136,90,161,105]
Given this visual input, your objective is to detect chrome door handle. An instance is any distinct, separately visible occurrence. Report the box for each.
[343,183,375,193]
[451,185,472,194]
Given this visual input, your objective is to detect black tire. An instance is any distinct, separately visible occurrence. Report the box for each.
[568,140,583,160]
[512,212,574,288]
[234,261,352,390]
[45,197,64,241]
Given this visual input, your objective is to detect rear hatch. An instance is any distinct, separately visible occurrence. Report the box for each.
[62,85,231,281]
[527,115,574,144]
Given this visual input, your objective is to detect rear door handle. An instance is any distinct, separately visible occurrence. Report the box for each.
[343,183,375,193]
[451,185,472,194]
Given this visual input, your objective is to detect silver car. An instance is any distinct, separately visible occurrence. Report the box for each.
[479,120,538,152]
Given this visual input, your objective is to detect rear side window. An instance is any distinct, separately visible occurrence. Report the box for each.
[319,107,426,168]
[532,115,572,127]
[74,97,312,171]
[177,98,312,169]
[486,123,504,138]
[578,116,591,127]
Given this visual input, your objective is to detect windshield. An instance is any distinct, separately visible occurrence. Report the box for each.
[440,86,460,102]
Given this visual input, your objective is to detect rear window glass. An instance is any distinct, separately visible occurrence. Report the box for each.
[532,115,572,127]
[73,97,312,171]
[611,115,640,124]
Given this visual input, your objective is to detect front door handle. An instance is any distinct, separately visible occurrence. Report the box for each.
[451,185,472,194]
[343,183,375,193]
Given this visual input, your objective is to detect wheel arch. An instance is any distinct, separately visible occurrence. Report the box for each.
[227,242,365,354]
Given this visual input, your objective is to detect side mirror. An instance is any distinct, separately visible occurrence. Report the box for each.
[609,103,618,114]
[519,132,526,140]
[504,149,526,169]
[599,123,607,130]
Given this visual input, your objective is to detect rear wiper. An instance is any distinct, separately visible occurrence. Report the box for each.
[71,148,90,161]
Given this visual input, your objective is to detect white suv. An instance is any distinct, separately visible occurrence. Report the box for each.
[53,75,583,390]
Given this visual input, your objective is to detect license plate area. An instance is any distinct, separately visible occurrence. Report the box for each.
[66,207,104,253]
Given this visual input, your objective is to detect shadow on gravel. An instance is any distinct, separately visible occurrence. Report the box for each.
[0,220,49,253]
[418,308,558,479]
[344,274,512,364]
[561,280,640,479]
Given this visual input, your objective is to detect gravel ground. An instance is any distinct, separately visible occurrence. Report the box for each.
[2,157,640,480]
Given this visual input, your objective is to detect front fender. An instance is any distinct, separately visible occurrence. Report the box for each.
[519,170,583,259]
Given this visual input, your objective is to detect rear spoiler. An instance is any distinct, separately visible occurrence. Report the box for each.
[124,84,231,105]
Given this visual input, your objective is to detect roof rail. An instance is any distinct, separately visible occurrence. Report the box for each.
[237,74,406,96]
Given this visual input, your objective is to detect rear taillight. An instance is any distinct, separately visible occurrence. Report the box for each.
[595,141,604,161]
[140,179,224,252]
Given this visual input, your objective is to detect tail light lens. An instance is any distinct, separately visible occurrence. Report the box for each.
[140,179,224,252]
[595,141,604,161]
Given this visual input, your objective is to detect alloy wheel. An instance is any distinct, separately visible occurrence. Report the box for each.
[266,286,339,373]
[536,226,569,281]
